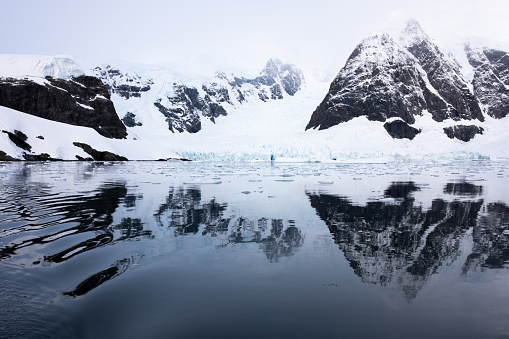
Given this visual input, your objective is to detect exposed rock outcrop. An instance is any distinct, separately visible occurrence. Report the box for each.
[2,129,32,151]
[94,65,153,99]
[0,150,18,161]
[73,142,128,161]
[383,120,421,140]
[401,20,484,122]
[121,112,142,127]
[23,153,61,161]
[0,76,127,139]
[246,58,304,99]
[443,125,484,142]
[306,34,436,130]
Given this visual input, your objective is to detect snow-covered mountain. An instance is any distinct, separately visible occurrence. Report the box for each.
[93,58,304,134]
[1,18,509,162]
[0,55,306,160]
[306,19,507,143]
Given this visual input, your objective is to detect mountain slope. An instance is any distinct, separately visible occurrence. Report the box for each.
[400,19,483,122]
[305,34,434,130]
[465,43,509,119]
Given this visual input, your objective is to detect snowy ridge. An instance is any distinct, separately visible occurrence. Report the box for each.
[0,54,91,79]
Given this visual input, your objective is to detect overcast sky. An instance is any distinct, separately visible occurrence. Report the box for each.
[1,0,508,74]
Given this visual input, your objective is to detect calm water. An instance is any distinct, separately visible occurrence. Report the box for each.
[1,161,509,339]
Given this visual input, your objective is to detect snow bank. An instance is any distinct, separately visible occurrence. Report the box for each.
[0,106,180,160]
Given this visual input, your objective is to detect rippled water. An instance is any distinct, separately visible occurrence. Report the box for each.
[1,161,509,339]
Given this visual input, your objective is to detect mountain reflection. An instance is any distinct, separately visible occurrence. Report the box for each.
[155,187,227,235]
[464,202,509,271]
[155,187,304,262]
[306,181,508,300]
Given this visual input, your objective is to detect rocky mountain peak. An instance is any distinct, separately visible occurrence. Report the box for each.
[306,34,429,130]
[307,19,490,136]
[260,58,284,78]
[399,19,428,45]
[255,58,305,97]
[345,34,410,67]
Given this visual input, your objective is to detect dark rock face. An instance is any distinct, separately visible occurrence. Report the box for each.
[151,60,304,133]
[2,130,32,151]
[202,83,231,104]
[306,20,486,132]
[306,34,434,130]
[0,76,127,139]
[465,45,509,119]
[443,125,484,142]
[248,59,304,98]
[384,120,421,140]
[121,112,142,127]
[73,142,128,161]
[402,20,484,122]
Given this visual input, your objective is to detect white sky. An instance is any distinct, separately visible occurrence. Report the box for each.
[1,0,508,76]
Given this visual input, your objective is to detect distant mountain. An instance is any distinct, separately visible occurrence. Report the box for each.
[94,58,304,134]
[306,19,508,142]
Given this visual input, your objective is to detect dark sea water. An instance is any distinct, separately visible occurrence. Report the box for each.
[1,161,509,339]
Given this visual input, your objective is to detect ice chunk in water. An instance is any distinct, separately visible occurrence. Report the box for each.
[184,180,222,184]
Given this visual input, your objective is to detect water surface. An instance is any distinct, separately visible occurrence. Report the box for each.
[1,161,509,338]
